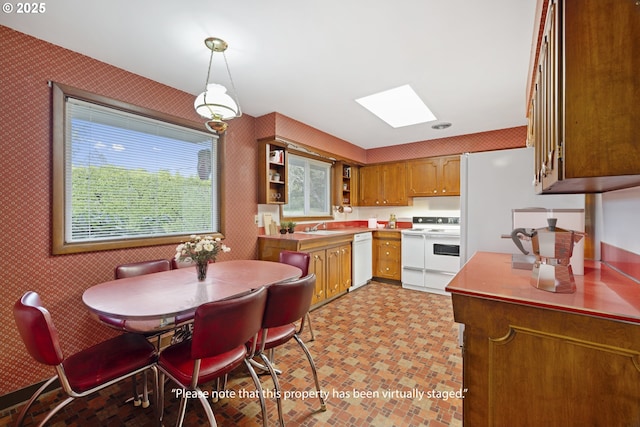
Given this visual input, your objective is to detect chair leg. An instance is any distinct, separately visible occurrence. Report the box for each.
[36,396,75,427]
[195,387,217,427]
[305,312,315,341]
[175,396,189,427]
[259,353,285,427]
[158,372,166,426]
[142,371,150,408]
[293,334,327,411]
[128,374,142,406]
[14,376,57,427]
[148,366,160,427]
[244,359,269,427]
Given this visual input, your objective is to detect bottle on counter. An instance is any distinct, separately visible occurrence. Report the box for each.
[389,214,396,229]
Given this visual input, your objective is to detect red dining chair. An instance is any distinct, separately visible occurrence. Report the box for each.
[251,274,326,426]
[115,258,172,278]
[99,259,172,408]
[12,291,158,427]
[278,250,315,341]
[157,287,269,427]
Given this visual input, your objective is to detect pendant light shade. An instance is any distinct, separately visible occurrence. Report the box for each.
[194,83,239,120]
[195,37,241,134]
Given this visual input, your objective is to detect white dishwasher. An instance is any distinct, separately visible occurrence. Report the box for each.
[350,232,373,291]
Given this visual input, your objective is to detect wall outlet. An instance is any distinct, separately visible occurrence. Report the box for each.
[254,215,259,225]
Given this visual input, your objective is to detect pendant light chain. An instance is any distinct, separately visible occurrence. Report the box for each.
[221,50,242,117]
[203,46,215,92]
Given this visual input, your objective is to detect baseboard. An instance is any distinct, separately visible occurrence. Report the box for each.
[0,378,60,412]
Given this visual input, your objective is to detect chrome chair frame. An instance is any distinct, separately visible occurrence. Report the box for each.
[13,291,158,427]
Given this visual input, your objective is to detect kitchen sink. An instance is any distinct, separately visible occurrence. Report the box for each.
[297,230,345,235]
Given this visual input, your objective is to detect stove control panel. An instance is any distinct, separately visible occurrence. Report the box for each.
[413,216,460,226]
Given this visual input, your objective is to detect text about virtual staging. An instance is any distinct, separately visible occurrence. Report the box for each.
[171,387,468,402]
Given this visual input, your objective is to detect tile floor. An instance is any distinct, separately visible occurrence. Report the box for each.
[1,281,463,426]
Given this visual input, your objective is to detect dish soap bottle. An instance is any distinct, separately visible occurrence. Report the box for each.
[389,214,396,229]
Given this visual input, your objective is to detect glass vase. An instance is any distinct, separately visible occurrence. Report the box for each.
[196,261,209,281]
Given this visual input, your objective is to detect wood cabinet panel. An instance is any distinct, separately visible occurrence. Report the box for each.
[453,294,640,426]
[407,156,460,197]
[339,244,351,293]
[448,252,640,426]
[373,231,401,281]
[358,165,381,206]
[258,236,352,307]
[529,0,640,193]
[358,163,408,206]
[309,249,326,305]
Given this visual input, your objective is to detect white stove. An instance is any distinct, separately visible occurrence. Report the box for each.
[401,216,461,294]
[403,216,461,235]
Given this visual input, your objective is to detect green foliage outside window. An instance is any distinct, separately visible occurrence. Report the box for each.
[71,165,212,240]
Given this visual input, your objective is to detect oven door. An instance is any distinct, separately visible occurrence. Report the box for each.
[425,233,460,273]
[401,231,425,269]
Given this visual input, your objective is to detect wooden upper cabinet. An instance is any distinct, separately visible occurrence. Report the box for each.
[358,165,381,206]
[358,163,408,206]
[333,161,357,207]
[407,156,460,197]
[529,0,640,193]
[381,162,408,205]
[258,140,288,204]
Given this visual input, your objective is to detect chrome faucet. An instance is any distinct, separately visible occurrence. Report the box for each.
[309,222,326,232]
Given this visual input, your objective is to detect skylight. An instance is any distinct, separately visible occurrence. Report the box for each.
[355,84,437,128]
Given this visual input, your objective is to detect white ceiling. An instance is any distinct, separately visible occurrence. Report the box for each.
[1,0,537,149]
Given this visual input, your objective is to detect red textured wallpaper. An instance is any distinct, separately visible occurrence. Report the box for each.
[0,26,260,396]
[256,112,526,165]
[366,126,528,163]
[256,112,368,164]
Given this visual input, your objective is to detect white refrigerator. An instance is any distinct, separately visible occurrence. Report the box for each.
[460,147,585,266]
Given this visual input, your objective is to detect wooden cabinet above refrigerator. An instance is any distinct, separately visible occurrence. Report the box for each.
[407,156,460,197]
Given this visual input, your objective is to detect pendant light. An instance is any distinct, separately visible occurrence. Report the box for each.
[194,37,242,134]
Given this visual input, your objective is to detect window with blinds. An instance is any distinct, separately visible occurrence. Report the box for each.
[51,83,220,254]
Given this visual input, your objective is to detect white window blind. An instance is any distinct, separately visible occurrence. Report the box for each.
[65,98,219,243]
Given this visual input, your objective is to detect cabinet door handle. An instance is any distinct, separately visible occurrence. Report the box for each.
[442,188,446,193]
[385,251,390,255]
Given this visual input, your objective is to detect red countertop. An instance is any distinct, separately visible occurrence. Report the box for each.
[258,226,404,241]
[446,252,640,324]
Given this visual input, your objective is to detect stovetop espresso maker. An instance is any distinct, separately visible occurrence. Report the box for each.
[511,218,584,293]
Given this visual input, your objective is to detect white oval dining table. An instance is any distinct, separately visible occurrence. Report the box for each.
[82,260,302,332]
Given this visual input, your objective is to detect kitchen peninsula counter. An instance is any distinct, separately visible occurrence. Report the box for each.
[446,251,640,427]
[258,227,377,242]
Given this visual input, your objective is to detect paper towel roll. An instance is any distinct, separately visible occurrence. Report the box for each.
[368,218,377,229]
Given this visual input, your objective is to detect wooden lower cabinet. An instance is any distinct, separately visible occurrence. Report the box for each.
[258,235,352,307]
[308,248,327,305]
[326,244,352,297]
[373,231,401,281]
[452,294,640,426]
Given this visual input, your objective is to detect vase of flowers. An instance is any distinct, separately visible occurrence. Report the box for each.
[174,235,231,281]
